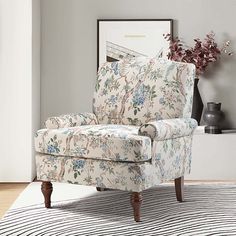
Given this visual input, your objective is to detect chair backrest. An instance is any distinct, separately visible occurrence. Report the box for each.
[93,57,195,125]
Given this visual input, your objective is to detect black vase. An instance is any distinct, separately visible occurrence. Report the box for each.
[191,78,203,125]
[203,102,224,134]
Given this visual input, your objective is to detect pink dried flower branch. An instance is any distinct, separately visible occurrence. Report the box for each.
[164,32,233,77]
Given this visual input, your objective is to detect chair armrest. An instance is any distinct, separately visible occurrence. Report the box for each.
[138,118,197,141]
[45,112,98,129]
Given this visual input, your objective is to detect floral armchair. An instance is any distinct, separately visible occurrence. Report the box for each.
[35,57,197,222]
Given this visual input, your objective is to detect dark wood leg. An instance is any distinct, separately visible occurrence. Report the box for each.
[41,181,53,208]
[96,187,108,191]
[175,176,184,202]
[131,192,143,222]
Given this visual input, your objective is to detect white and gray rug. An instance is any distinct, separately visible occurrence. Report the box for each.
[1,182,236,236]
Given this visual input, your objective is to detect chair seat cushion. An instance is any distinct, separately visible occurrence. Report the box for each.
[35,125,151,162]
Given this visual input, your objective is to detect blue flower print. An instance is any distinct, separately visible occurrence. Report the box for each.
[47,145,57,154]
[155,153,161,161]
[108,95,118,105]
[111,62,119,75]
[133,85,146,106]
[99,161,107,171]
[73,159,85,169]
[159,97,165,105]
[47,144,60,154]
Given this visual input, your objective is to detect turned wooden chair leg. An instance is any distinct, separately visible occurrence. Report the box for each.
[41,181,53,208]
[175,176,184,202]
[131,192,143,222]
[96,187,110,191]
[96,187,107,191]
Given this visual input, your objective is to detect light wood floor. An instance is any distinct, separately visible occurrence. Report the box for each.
[1,181,236,219]
[0,183,28,219]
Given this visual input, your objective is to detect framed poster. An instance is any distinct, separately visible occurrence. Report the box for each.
[97,19,173,68]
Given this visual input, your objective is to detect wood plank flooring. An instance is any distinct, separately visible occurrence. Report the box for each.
[0,183,28,219]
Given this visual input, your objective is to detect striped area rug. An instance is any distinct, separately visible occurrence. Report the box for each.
[1,183,236,236]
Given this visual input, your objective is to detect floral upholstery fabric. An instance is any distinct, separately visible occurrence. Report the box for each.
[138,118,197,141]
[36,135,193,192]
[35,125,152,162]
[45,112,98,129]
[93,57,195,126]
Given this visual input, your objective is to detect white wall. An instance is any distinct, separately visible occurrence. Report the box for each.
[0,0,40,182]
[32,0,41,180]
[40,0,236,128]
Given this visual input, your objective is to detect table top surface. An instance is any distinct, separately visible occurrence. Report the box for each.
[194,126,236,135]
